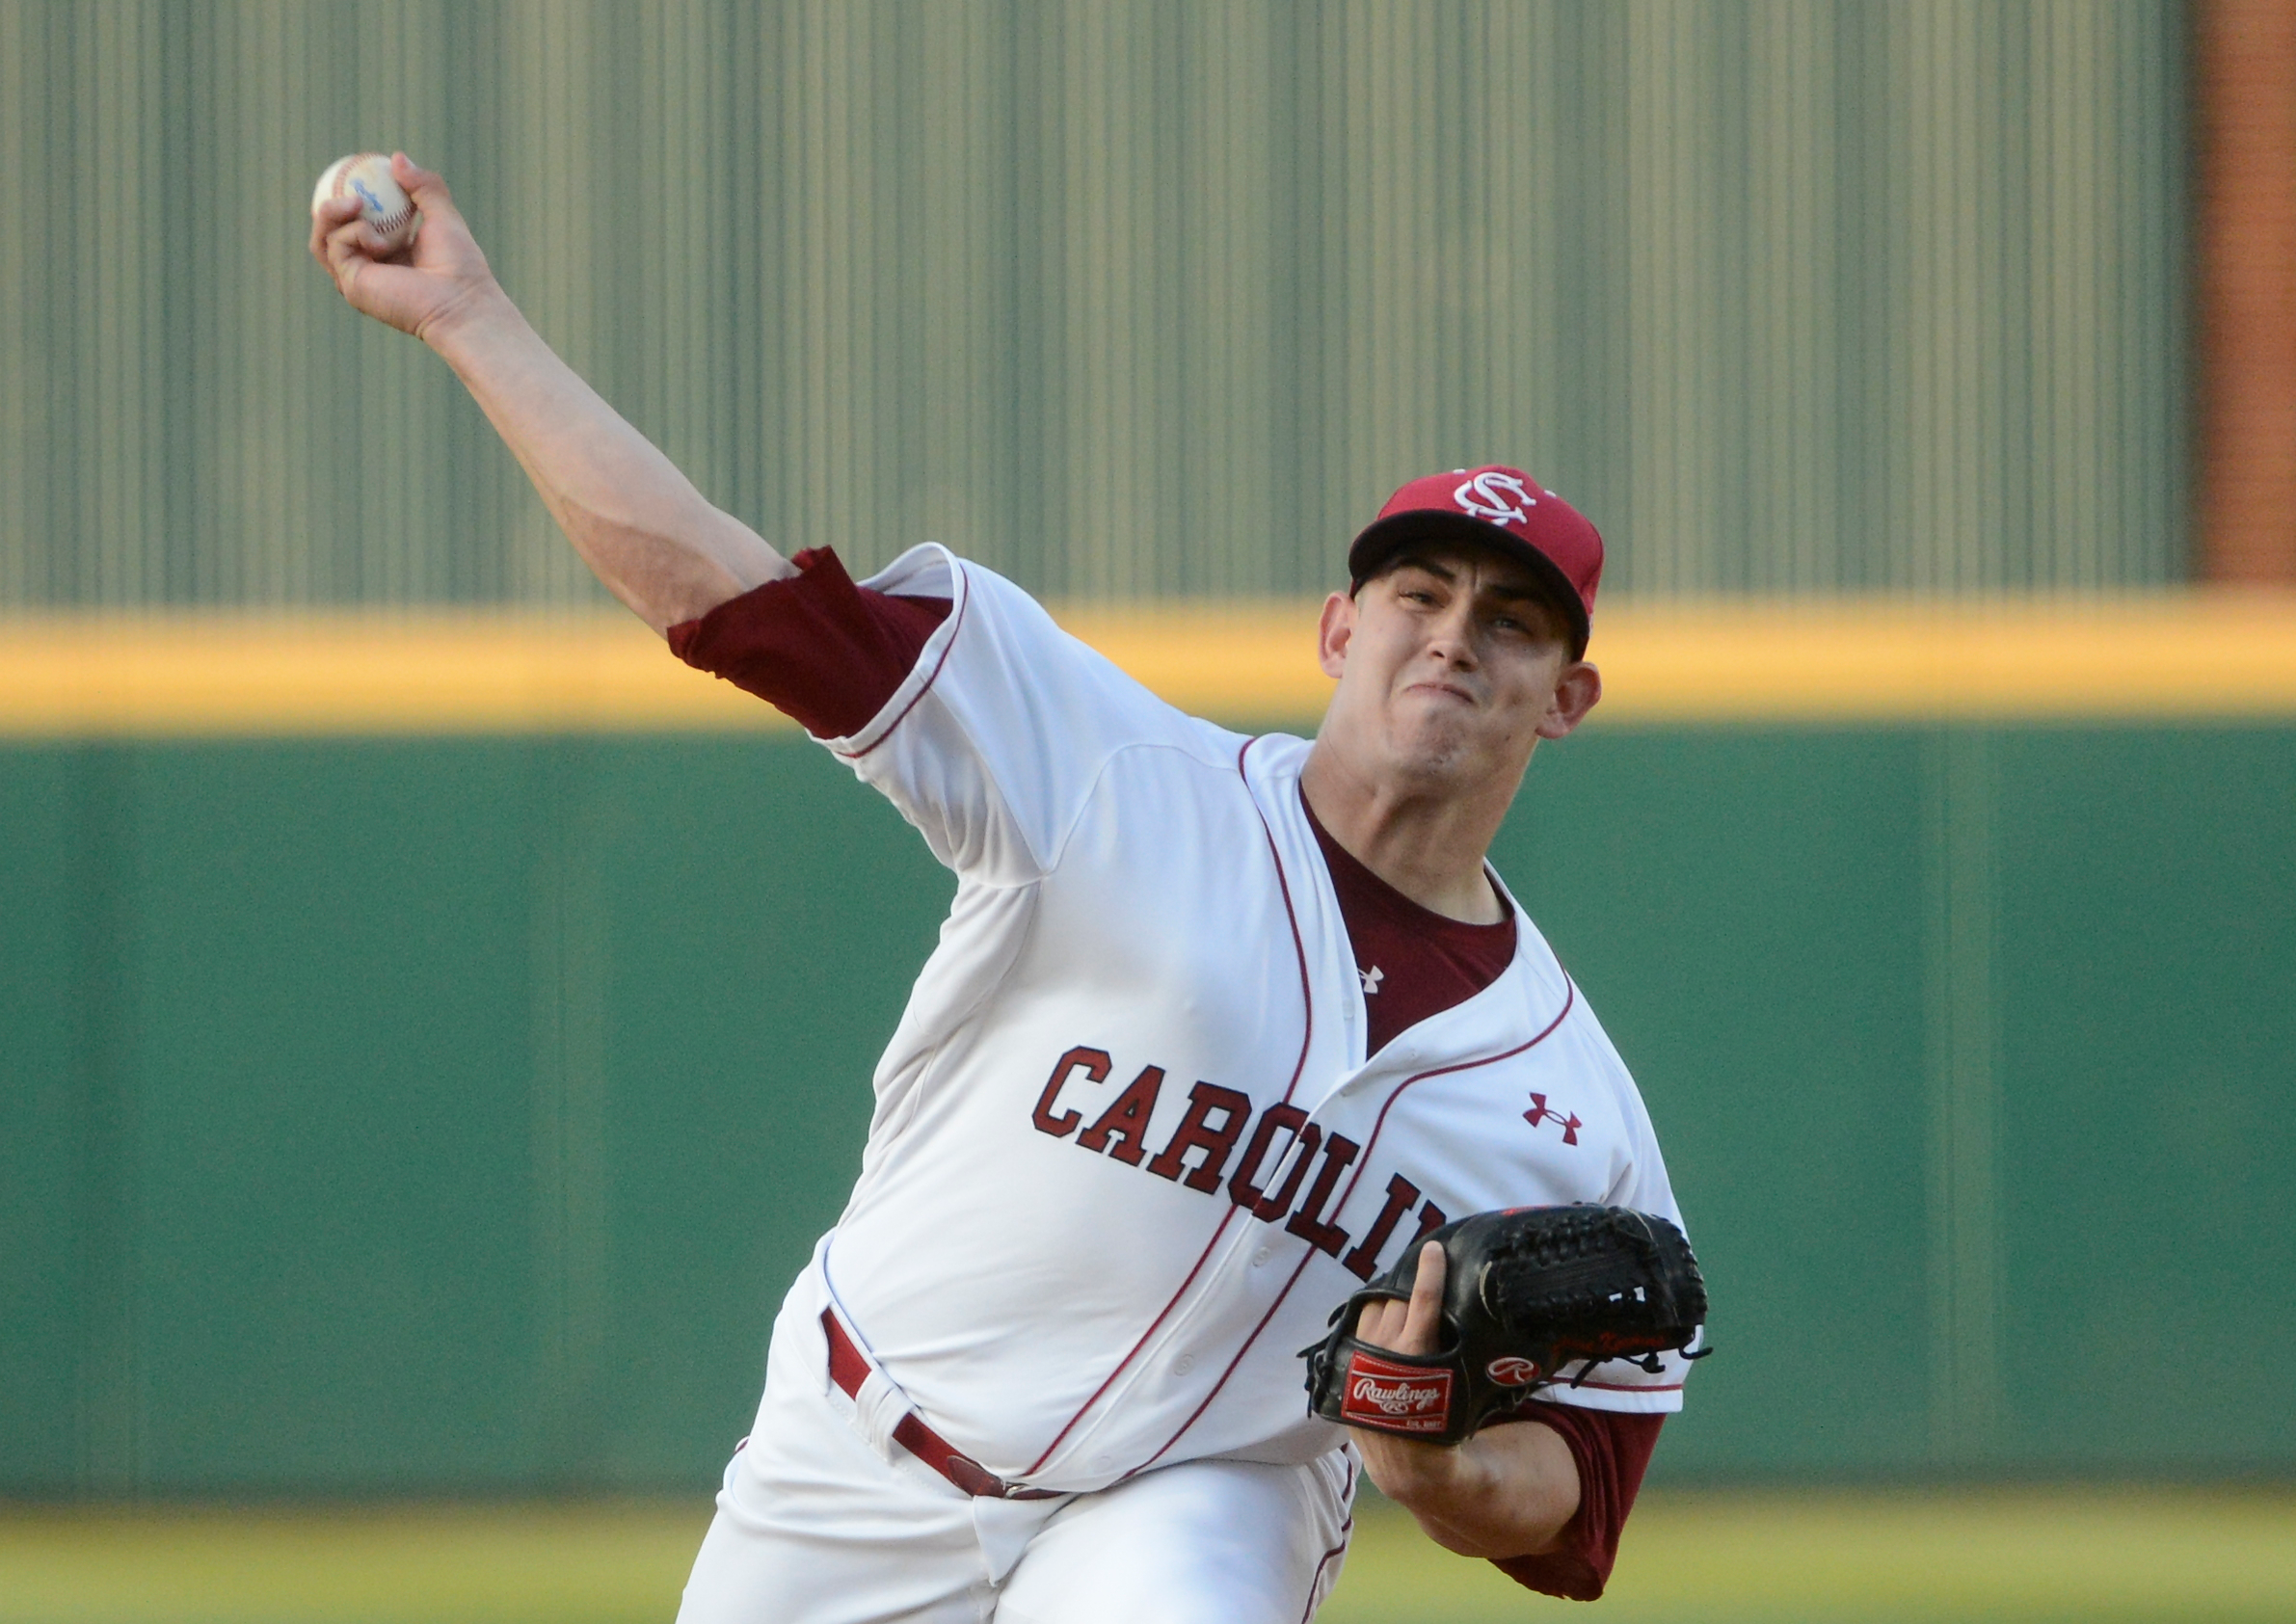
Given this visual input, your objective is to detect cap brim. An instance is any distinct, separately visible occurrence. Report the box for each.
[1347,511,1590,654]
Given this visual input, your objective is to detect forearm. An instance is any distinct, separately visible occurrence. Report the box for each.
[1364,1416,1581,1560]
[426,291,790,633]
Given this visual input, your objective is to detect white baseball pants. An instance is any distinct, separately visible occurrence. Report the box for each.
[676,1282,1354,1624]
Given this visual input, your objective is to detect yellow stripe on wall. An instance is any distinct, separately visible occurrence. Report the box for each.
[0,613,777,737]
[1586,594,2296,722]
[3,596,2294,737]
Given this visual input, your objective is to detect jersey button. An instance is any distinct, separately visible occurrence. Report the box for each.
[1251,1246,1271,1267]
[1173,1354,1195,1375]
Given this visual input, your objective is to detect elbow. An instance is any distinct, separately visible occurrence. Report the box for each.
[566,517,787,635]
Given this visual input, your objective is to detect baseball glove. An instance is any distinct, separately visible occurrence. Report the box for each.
[1300,1204,1709,1446]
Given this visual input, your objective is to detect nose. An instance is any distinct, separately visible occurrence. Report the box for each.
[1425,598,1480,668]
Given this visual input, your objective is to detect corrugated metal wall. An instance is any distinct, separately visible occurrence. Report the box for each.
[0,1,2189,607]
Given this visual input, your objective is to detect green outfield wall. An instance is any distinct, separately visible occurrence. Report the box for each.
[4,721,2291,1497]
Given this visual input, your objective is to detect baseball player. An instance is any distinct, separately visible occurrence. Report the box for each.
[314,156,1696,1622]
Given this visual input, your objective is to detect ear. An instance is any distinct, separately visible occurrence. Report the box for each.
[1316,591,1355,680]
[1535,660,1602,740]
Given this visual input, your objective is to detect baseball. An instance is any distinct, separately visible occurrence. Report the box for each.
[311,152,418,253]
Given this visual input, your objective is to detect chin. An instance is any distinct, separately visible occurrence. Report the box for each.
[1383,725,1479,785]
[1381,709,1538,792]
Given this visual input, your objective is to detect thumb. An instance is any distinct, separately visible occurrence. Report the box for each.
[391,152,457,219]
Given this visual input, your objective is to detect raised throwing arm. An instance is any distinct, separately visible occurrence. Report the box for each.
[309,153,790,633]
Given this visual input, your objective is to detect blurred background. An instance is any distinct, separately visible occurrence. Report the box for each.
[3,2,2293,1622]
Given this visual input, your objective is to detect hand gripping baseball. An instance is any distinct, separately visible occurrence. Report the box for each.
[308,153,499,344]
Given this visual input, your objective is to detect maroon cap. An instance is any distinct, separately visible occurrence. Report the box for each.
[1348,466,1605,652]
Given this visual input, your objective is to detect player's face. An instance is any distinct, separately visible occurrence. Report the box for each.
[1315,547,1601,794]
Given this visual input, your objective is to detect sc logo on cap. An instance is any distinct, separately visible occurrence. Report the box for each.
[1453,470,1538,525]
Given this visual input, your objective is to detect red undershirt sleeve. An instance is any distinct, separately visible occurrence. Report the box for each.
[666,547,952,739]
[1486,1407,1664,1601]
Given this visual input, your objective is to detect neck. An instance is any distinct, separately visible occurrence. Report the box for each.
[1297,740,1518,924]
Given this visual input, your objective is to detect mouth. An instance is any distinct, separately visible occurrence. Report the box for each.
[1403,679,1477,706]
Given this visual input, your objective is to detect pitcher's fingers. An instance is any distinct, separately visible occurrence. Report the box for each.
[1357,1295,1404,1349]
[391,153,457,221]
[321,215,390,298]
[315,203,392,268]
[1398,1241,1447,1354]
[309,195,363,263]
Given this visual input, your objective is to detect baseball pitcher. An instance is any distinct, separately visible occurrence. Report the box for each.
[314,154,1704,1623]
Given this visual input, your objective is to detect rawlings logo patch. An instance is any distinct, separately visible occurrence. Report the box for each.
[1340,1351,1452,1433]
[1485,1355,1542,1387]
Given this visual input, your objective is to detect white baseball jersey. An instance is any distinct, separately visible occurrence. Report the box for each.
[797,545,1693,1496]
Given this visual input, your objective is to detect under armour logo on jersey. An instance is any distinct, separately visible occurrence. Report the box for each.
[1359,965,1384,997]
[1454,470,1537,525]
[1523,1092,1582,1146]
